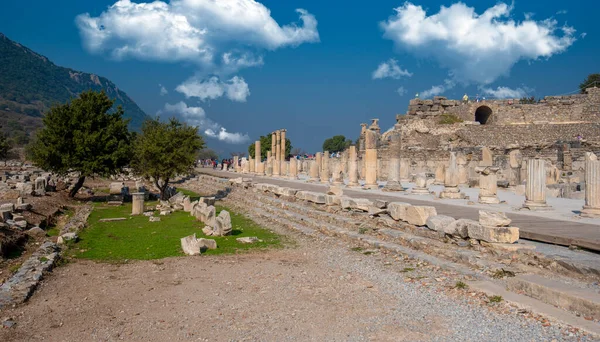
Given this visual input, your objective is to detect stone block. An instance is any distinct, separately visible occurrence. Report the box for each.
[183,196,192,212]
[109,182,124,195]
[325,194,340,206]
[214,210,232,236]
[237,237,260,244]
[303,192,326,204]
[373,200,388,209]
[199,205,216,227]
[340,197,373,212]
[199,197,216,206]
[149,217,161,222]
[426,215,456,232]
[0,203,15,212]
[26,227,46,238]
[387,202,412,221]
[479,210,511,227]
[468,225,519,244]
[169,191,185,204]
[279,187,298,197]
[181,234,202,255]
[327,185,344,196]
[405,206,437,226]
[198,238,217,250]
[444,218,478,238]
[57,232,78,244]
[0,210,12,222]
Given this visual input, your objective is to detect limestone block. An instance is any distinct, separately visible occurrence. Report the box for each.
[149,217,161,222]
[214,210,232,236]
[237,237,260,244]
[183,196,192,212]
[0,210,13,222]
[468,225,519,244]
[202,226,213,236]
[57,232,78,244]
[181,234,202,255]
[426,215,456,232]
[26,227,46,238]
[200,205,216,227]
[279,187,298,197]
[325,194,341,206]
[405,206,437,226]
[109,182,124,195]
[373,200,388,209]
[199,197,216,206]
[327,185,344,197]
[303,192,326,204]
[198,238,217,250]
[444,219,478,238]
[340,197,373,212]
[478,210,511,227]
[0,203,15,212]
[387,202,411,221]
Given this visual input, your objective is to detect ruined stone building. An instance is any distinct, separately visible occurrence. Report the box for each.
[358,87,600,190]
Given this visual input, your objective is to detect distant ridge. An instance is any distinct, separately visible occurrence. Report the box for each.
[0,32,149,143]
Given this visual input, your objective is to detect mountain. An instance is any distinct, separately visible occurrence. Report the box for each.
[0,32,149,144]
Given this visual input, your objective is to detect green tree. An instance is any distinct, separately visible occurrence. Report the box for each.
[248,134,292,160]
[322,135,351,153]
[0,134,11,162]
[580,74,600,93]
[132,117,204,200]
[27,90,132,197]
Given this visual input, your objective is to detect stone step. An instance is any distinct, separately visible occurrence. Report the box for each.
[506,274,600,320]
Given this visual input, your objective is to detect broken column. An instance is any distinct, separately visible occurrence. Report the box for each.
[440,152,465,199]
[457,152,468,185]
[266,151,273,176]
[289,158,298,180]
[363,128,378,189]
[248,155,255,173]
[383,129,403,191]
[509,149,522,186]
[347,145,360,187]
[273,131,280,176]
[411,173,430,195]
[434,163,445,185]
[233,156,239,172]
[581,152,600,217]
[255,140,261,173]
[400,158,411,182]
[522,158,552,210]
[280,129,286,166]
[331,159,344,185]
[131,192,145,215]
[320,151,330,184]
[309,158,319,182]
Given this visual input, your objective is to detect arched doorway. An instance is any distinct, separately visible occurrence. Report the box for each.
[475,106,492,124]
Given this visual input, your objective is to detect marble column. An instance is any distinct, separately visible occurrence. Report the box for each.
[255,140,261,173]
[273,131,280,176]
[280,129,286,165]
[400,158,411,182]
[248,156,255,173]
[434,163,445,185]
[309,159,319,182]
[242,159,249,173]
[320,151,330,183]
[347,145,360,187]
[331,159,344,185]
[289,158,298,179]
[457,152,469,185]
[131,192,145,215]
[411,173,430,195]
[522,158,552,210]
[257,161,265,175]
[363,129,378,189]
[440,152,465,199]
[383,130,403,191]
[581,152,600,217]
[266,151,273,176]
[233,156,239,172]
[509,150,522,186]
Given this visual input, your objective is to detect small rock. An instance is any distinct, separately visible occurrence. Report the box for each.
[159,210,171,216]
[237,237,260,244]
[479,210,511,227]
[149,217,161,222]
[143,211,154,217]
[2,318,16,328]
[198,238,217,250]
[26,227,46,238]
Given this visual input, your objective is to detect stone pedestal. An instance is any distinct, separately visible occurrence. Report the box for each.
[411,173,430,195]
[347,145,360,187]
[383,158,403,191]
[132,192,145,215]
[581,152,600,217]
[331,160,344,185]
[440,152,465,199]
[320,151,330,184]
[257,162,265,175]
[289,159,298,179]
[522,158,552,211]
[476,166,500,204]
[255,140,261,173]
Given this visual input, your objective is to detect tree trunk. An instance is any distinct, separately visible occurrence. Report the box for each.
[155,178,170,201]
[69,176,86,198]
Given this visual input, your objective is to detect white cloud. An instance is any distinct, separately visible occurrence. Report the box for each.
[76,0,319,74]
[480,86,531,99]
[372,59,412,79]
[420,79,455,98]
[581,32,587,39]
[175,76,250,102]
[159,84,168,96]
[396,86,406,96]
[204,128,250,144]
[161,101,249,144]
[380,2,577,85]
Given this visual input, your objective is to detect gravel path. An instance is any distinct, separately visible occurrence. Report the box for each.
[1,220,594,341]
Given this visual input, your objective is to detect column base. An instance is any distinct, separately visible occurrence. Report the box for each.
[479,195,500,204]
[382,181,404,192]
[362,183,379,190]
[411,187,430,195]
[522,201,553,211]
[347,182,360,188]
[440,187,465,199]
[580,207,600,218]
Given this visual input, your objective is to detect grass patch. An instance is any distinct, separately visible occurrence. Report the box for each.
[438,113,464,125]
[9,264,21,274]
[489,295,503,303]
[67,201,281,261]
[492,268,515,279]
[400,267,415,273]
[178,188,204,202]
[350,247,363,252]
[455,281,468,289]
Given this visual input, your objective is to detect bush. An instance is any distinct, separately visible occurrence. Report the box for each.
[438,114,463,124]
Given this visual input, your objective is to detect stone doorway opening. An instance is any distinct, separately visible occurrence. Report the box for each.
[475,106,492,124]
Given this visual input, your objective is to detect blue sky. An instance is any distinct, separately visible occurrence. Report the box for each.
[1,0,598,157]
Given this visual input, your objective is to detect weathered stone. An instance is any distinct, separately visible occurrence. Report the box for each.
[387,202,411,221]
[109,182,124,195]
[0,203,15,212]
[373,199,388,209]
[479,210,511,227]
[237,237,260,244]
[26,227,46,238]
[325,194,341,206]
[199,197,216,206]
[198,238,217,250]
[199,205,216,227]
[183,196,192,212]
[468,225,519,243]
[214,210,232,236]
[57,232,78,244]
[426,215,456,232]
[131,192,145,215]
[181,234,202,255]
[327,185,344,196]
[340,197,373,212]
[405,206,437,226]
[302,191,326,204]
[444,219,478,238]
[149,216,161,222]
